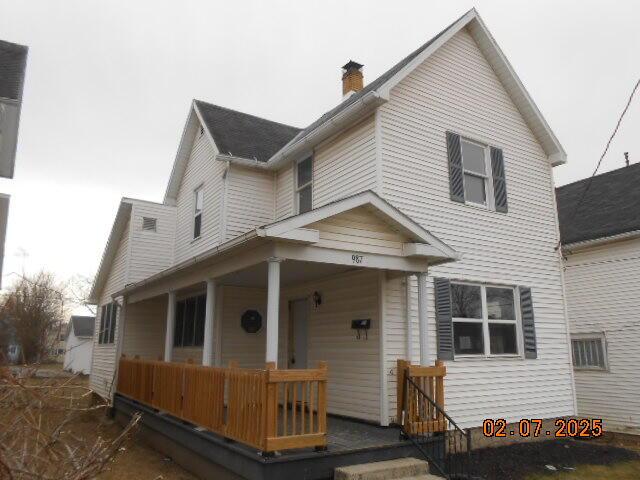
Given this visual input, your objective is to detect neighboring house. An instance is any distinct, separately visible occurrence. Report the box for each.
[557,163,640,435]
[63,315,95,374]
[89,9,575,477]
[0,316,20,363]
[0,40,28,288]
[48,324,67,363]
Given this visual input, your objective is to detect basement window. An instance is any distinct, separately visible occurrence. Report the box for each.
[296,156,313,214]
[142,217,157,232]
[572,334,607,370]
[193,186,203,239]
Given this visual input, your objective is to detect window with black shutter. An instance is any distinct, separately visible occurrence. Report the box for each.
[446,132,508,212]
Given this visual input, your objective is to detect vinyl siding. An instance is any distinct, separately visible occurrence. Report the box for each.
[129,202,176,283]
[378,27,574,427]
[281,270,381,422]
[90,220,130,398]
[122,296,167,361]
[174,127,226,264]
[313,115,377,208]
[308,206,408,257]
[224,165,275,240]
[275,164,294,220]
[564,238,640,433]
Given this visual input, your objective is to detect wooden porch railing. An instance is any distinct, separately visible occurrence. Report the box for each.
[396,359,446,433]
[116,356,328,453]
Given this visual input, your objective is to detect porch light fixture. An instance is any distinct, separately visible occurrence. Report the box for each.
[312,291,322,308]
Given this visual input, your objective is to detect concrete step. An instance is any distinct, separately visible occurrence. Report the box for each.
[334,458,430,480]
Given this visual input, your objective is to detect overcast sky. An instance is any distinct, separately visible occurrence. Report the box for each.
[0,0,638,303]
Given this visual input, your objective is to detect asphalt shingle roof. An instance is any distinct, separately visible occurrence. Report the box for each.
[70,315,95,338]
[0,40,28,101]
[556,162,640,245]
[193,11,466,163]
[195,101,301,162]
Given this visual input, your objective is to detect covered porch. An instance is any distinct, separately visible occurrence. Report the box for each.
[112,191,459,455]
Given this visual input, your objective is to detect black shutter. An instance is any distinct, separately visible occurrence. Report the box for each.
[446,132,465,203]
[99,306,106,344]
[490,147,508,213]
[519,287,537,359]
[434,277,454,360]
[109,303,118,344]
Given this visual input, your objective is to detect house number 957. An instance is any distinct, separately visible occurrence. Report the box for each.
[352,254,364,264]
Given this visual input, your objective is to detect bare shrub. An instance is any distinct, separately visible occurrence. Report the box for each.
[0,366,140,479]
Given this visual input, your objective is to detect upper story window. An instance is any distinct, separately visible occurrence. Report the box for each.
[460,139,490,206]
[446,132,508,213]
[572,334,607,370]
[296,157,313,214]
[451,282,519,356]
[193,186,203,239]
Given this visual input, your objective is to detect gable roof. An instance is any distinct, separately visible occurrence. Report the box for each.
[195,100,301,162]
[70,315,95,338]
[165,9,566,201]
[0,40,28,101]
[259,190,460,262]
[556,163,640,246]
[88,200,132,303]
[266,8,566,168]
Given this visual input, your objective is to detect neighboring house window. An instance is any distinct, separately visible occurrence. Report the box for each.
[572,334,607,370]
[98,302,118,345]
[451,282,519,356]
[57,348,64,355]
[142,217,157,231]
[193,186,204,239]
[296,156,313,214]
[174,294,206,347]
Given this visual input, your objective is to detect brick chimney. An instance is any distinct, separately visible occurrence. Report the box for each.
[342,60,364,98]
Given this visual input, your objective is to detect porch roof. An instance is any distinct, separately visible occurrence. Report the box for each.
[114,191,459,302]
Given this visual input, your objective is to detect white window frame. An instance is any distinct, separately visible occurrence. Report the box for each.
[295,156,313,214]
[193,185,204,239]
[451,281,522,359]
[571,333,608,371]
[460,137,495,210]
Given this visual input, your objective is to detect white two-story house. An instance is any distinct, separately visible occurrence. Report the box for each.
[88,9,576,470]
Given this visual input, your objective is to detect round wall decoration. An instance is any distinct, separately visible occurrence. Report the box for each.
[241,309,262,334]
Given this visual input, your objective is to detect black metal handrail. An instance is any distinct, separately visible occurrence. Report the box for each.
[400,375,473,479]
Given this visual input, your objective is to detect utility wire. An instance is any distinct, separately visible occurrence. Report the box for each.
[572,77,640,217]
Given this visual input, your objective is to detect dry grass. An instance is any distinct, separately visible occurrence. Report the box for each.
[526,460,640,479]
[1,366,196,480]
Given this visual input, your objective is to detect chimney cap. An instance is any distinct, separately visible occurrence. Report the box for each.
[342,60,364,71]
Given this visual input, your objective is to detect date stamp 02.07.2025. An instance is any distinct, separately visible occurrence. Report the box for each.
[482,418,604,439]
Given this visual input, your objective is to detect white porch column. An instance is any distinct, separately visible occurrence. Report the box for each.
[164,291,177,362]
[266,258,282,366]
[202,279,216,366]
[406,274,414,362]
[417,272,429,366]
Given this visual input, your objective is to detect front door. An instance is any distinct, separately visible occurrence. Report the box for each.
[288,299,309,369]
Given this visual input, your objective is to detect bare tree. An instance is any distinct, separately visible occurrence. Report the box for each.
[1,272,68,364]
[66,274,96,316]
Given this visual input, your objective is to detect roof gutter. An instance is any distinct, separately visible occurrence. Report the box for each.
[265,90,387,170]
[112,229,260,299]
[562,229,640,253]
